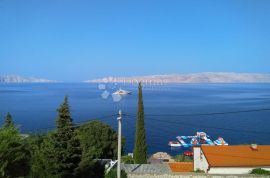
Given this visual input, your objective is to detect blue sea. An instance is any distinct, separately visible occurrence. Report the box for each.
[0,83,270,155]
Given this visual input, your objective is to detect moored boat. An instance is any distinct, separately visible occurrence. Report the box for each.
[168,141,181,147]
[214,137,228,146]
[112,89,132,95]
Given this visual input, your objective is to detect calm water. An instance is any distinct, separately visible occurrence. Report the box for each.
[0,83,270,155]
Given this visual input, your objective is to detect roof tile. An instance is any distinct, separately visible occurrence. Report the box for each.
[201,145,270,167]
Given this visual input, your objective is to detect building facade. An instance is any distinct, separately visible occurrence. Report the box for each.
[194,145,270,174]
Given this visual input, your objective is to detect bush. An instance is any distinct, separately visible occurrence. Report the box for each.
[105,169,127,178]
[75,159,105,178]
[122,155,134,164]
[194,169,205,173]
[250,168,270,175]
[174,154,192,162]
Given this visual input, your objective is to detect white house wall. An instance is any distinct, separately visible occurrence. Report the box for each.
[208,167,270,174]
[193,147,209,172]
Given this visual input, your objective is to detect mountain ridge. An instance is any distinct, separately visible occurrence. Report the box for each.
[0,75,56,83]
[85,72,270,84]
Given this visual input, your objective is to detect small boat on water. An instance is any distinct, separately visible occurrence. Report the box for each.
[168,141,181,147]
[214,137,228,146]
[112,89,131,95]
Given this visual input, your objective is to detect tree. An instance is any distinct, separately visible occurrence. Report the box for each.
[133,82,147,164]
[40,96,81,178]
[77,120,124,178]
[105,169,127,178]
[3,112,14,128]
[77,120,120,160]
[27,134,47,178]
[0,123,31,177]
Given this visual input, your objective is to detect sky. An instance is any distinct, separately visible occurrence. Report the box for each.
[0,0,270,82]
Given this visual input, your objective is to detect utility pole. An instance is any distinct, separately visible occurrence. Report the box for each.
[117,110,122,178]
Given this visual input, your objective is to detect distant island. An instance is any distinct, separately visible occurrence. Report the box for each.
[0,75,56,83]
[85,72,270,84]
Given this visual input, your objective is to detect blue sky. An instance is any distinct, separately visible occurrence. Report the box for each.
[0,0,269,81]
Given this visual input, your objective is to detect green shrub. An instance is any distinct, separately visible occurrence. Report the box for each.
[174,154,192,162]
[194,169,205,173]
[105,169,127,178]
[122,155,134,164]
[250,168,270,175]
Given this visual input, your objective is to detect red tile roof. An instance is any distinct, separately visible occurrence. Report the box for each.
[168,162,193,172]
[201,145,270,167]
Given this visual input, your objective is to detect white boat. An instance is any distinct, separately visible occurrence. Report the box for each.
[112,89,131,95]
[214,137,228,146]
[168,141,181,147]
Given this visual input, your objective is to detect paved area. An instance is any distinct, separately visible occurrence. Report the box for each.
[127,174,266,178]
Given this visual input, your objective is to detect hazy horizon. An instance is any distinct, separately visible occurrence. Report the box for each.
[2,72,270,83]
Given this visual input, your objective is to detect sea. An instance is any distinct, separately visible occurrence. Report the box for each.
[0,83,270,156]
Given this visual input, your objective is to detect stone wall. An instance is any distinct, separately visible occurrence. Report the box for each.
[122,164,170,174]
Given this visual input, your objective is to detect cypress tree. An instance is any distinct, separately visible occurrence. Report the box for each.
[3,112,14,128]
[133,82,147,164]
[41,96,81,178]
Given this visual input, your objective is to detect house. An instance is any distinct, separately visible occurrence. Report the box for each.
[194,145,270,174]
